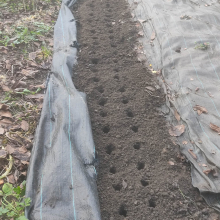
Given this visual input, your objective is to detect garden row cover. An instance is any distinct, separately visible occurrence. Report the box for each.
[25,0,101,219]
[128,0,220,212]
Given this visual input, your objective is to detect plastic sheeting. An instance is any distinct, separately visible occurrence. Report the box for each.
[25,0,101,219]
[128,0,220,211]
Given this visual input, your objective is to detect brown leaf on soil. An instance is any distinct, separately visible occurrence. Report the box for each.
[0,104,9,111]
[203,169,212,175]
[5,60,11,70]
[182,141,187,145]
[26,94,44,99]
[1,84,10,92]
[0,127,5,135]
[138,31,144,37]
[21,161,29,165]
[169,124,185,137]
[12,146,30,161]
[0,149,7,158]
[21,171,27,176]
[21,69,38,76]
[12,80,27,89]
[210,123,220,134]
[21,120,29,131]
[0,118,13,126]
[8,174,15,184]
[168,161,175,165]
[174,110,180,121]
[29,52,37,60]
[193,105,208,115]
[138,19,147,23]
[188,149,197,160]
[202,164,207,167]
[151,32,156,41]
[0,180,4,185]
[6,145,15,154]
[0,110,12,118]
[27,60,38,67]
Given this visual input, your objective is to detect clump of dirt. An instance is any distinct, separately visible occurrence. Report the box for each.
[73,0,219,219]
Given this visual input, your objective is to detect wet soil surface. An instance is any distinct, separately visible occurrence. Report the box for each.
[72,0,219,219]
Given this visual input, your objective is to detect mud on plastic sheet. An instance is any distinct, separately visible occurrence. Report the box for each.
[25,0,101,219]
[128,0,220,212]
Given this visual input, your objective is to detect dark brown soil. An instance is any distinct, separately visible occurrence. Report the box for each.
[72,0,219,219]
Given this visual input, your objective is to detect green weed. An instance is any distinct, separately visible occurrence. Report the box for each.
[195,42,209,50]
[0,182,30,220]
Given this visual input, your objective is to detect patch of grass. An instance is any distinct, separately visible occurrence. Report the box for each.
[39,45,52,60]
[1,92,18,104]
[16,88,41,95]
[194,42,209,50]
[0,22,51,46]
[0,182,30,220]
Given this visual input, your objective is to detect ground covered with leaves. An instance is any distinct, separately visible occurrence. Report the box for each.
[0,0,60,219]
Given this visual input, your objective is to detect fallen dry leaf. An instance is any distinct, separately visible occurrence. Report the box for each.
[6,145,15,154]
[202,164,207,167]
[193,105,208,115]
[21,120,29,131]
[0,149,7,158]
[203,169,211,175]
[21,69,38,76]
[0,104,9,110]
[8,174,15,184]
[138,31,144,37]
[138,19,147,23]
[182,141,188,145]
[151,32,156,41]
[0,127,5,135]
[29,52,37,60]
[145,86,155,92]
[195,87,199,91]
[0,110,12,118]
[0,118,13,126]
[210,123,220,135]
[0,180,4,185]
[174,110,180,121]
[26,94,44,99]
[169,124,185,137]
[122,180,127,189]
[5,60,11,70]
[188,149,197,160]
[168,161,175,166]
[1,84,10,92]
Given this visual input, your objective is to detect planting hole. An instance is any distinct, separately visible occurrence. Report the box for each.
[141,179,149,186]
[126,109,133,117]
[93,77,99,82]
[103,125,110,134]
[149,198,156,208]
[106,144,115,154]
[114,75,119,80]
[110,166,116,174]
[119,87,125,92]
[91,58,99,64]
[119,205,127,217]
[100,111,107,117]
[133,142,140,150]
[97,86,104,93]
[112,183,122,191]
[98,98,107,106]
[131,126,138,132]
[137,162,145,170]
[122,98,128,104]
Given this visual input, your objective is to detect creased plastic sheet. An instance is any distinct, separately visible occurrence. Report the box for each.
[25,0,101,219]
[128,0,220,212]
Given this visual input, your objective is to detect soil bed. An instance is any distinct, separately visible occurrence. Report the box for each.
[72,0,219,219]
